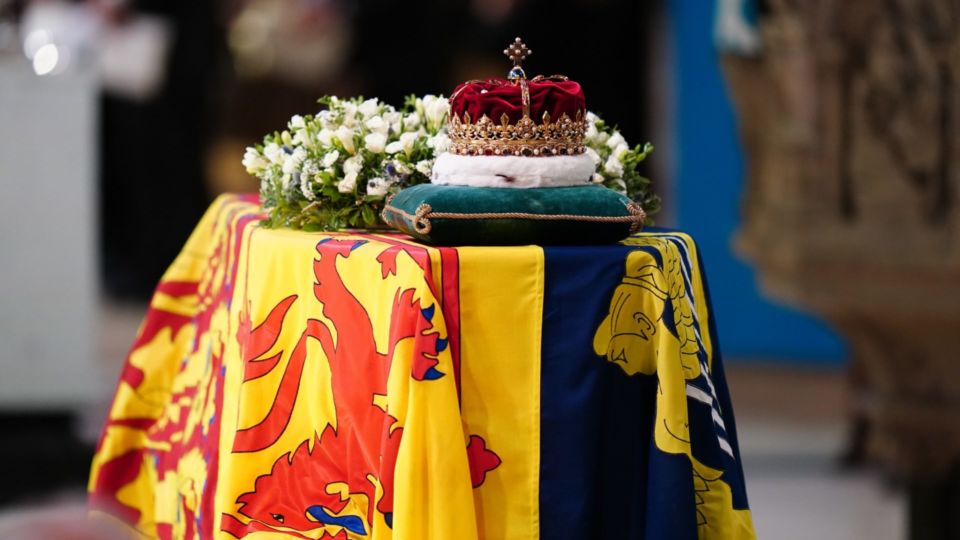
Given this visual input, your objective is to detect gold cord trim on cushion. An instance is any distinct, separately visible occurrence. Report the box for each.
[382,201,646,236]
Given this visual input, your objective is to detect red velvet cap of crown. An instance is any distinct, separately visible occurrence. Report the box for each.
[450,78,586,125]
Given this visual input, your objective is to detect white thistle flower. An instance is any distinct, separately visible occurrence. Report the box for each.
[335,126,356,154]
[364,132,388,154]
[338,171,358,194]
[322,150,340,168]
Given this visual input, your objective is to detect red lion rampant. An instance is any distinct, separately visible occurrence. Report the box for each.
[224,238,499,538]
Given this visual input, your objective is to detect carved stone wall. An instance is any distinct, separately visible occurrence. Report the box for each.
[723,0,960,479]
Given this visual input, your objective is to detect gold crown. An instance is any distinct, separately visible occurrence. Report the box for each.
[447,111,587,157]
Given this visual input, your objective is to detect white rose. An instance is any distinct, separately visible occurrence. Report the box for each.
[403,112,421,131]
[290,114,306,129]
[322,150,340,168]
[584,147,601,166]
[606,131,626,150]
[338,171,358,194]
[364,132,388,154]
[604,154,624,177]
[318,128,334,146]
[428,133,451,153]
[365,177,390,197]
[415,159,434,176]
[365,115,390,135]
[335,126,356,154]
[263,143,283,165]
[359,98,380,119]
[343,154,364,175]
[591,172,604,183]
[399,131,418,156]
[282,147,307,174]
[242,147,267,173]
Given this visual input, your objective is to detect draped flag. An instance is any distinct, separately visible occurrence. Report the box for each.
[89,194,754,540]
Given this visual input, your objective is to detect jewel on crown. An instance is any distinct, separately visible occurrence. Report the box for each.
[446,38,588,157]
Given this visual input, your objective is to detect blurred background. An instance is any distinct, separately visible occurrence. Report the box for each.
[5,0,959,538]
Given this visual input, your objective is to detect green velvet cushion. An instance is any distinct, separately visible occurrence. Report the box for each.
[381,183,644,245]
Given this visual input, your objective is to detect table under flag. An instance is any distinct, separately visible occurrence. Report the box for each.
[88,194,755,539]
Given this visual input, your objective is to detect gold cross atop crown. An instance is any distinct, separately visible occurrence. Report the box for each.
[504,37,531,80]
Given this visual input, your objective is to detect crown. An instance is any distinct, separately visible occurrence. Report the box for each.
[447,38,588,157]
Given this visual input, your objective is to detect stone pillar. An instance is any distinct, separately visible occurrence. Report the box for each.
[721,2,960,537]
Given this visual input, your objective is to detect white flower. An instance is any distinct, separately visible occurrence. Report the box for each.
[606,131,626,150]
[612,178,627,194]
[613,143,630,161]
[263,143,283,165]
[424,96,449,130]
[300,173,316,200]
[343,154,364,175]
[318,128,334,146]
[415,159,434,176]
[594,130,610,145]
[282,147,307,174]
[341,102,359,126]
[322,150,340,168]
[338,171,358,194]
[604,154,624,177]
[366,176,390,197]
[242,147,267,173]
[359,98,380,119]
[281,172,293,190]
[383,111,403,133]
[364,132,388,154]
[584,147,602,166]
[591,172,604,183]
[399,131,418,156]
[403,112,421,131]
[391,160,412,175]
[335,126,356,154]
[385,141,404,154]
[365,115,390,135]
[584,123,600,143]
[586,111,599,123]
[317,110,336,128]
[428,132,451,153]
[289,114,306,129]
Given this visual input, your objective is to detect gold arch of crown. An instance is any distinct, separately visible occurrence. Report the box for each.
[448,37,588,157]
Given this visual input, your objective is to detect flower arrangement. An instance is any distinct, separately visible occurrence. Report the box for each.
[243,95,659,231]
